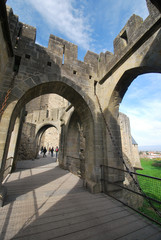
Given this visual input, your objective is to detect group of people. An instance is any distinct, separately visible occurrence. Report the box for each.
[40,146,59,158]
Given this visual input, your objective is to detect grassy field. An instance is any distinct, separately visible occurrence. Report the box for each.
[137,158,161,178]
[136,158,161,223]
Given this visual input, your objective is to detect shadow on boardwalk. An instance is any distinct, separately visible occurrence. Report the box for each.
[0,157,161,240]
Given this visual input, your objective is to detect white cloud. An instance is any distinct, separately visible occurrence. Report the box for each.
[92,0,149,54]
[7,0,160,145]
[27,0,92,50]
[7,0,150,54]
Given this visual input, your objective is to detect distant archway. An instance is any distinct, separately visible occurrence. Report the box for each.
[1,79,96,187]
[36,124,59,157]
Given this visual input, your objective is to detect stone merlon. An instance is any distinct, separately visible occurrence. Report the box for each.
[21,24,36,42]
[113,14,143,55]
[84,51,99,68]
[48,34,78,63]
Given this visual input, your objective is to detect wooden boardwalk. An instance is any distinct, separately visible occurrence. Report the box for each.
[0,157,160,240]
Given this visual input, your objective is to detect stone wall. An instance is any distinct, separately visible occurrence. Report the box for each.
[119,112,142,170]
[17,122,36,160]
[119,112,143,208]
[0,0,161,199]
[0,2,13,90]
[0,25,9,87]
[17,94,68,160]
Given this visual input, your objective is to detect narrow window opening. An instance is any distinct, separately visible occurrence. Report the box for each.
[13,55,21,73]
[47,61,51,66]
[25,54,30,59]
[73,70,77,75]
[120,30,128,44]
[89,75,92,79]
[62,45,65,65]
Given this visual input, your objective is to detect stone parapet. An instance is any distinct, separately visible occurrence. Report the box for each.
[48,34,78,64]
[113,15,143,56]
[119,112,142,170]
[98,1,161,82]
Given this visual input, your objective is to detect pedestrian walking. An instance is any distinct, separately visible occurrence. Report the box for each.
[41,146,43,154]
[51,147,54,157]
[55,146,59,159]
[43,147,47,157]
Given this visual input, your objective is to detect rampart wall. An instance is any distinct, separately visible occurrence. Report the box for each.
[0,0,161,203]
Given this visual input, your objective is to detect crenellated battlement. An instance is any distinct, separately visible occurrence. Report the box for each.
[48,34,78,64]
[1,0,161,214]
[84,51,99,68]
[5,0,161,86]
[21,24,36,43]
[113,14,143,56]
[5,6,99,82]
[98,0,161,83]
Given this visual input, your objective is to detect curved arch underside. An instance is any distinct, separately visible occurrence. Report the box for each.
[11,80,95,127]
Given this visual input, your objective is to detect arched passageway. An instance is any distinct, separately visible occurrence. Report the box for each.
[1,0,161,207]
[39,126,59,151]
[104,68,161,167]
[61,110,86,178]
[0,79,100,195]
[36,124,59,157]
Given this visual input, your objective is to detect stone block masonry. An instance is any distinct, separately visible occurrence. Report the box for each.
[0,0,161,201]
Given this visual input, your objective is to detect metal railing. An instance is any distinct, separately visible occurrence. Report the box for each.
[95,92,161,225]
[101,165,161,225]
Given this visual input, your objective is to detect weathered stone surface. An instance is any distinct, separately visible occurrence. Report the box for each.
[119,112,142,170]
[0,0,161,204]
[17,94,68,160]
[17,122,36,160]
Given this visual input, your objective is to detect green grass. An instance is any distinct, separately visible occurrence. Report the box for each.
[137,158,161,178]
[136,158,161,223]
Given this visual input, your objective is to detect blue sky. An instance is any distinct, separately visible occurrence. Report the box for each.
[7,0,161,147]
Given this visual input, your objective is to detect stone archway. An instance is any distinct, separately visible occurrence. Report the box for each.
[36,123,59,158]
[100,67,161,198]
[109,67,161,120]
[0,79,100,194]
[2,0,161,204]
[65,111,83,176]
[105,67,161,163]
[2,117,20,181]
[0,101,17,171]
